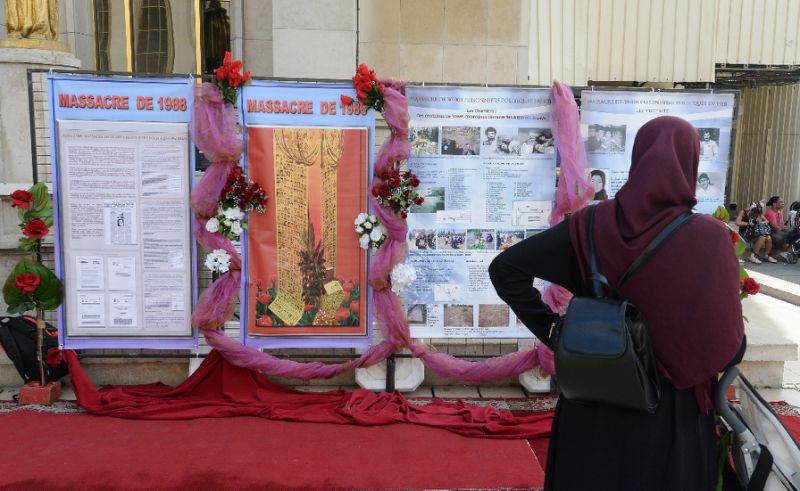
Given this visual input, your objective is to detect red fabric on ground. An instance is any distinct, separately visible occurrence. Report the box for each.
[0,410,545,490]
[63,350,552,439]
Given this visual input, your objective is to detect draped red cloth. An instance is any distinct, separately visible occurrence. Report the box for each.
[62,350,552,439]
[567,116,744,412]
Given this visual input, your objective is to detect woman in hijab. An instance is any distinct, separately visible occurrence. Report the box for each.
[489,116,745,490]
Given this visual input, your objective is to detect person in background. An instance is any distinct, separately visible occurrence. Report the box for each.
[735,202,773,264]
[489,116,744,490]
[764,196,792,261]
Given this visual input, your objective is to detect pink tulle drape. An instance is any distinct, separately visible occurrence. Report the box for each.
[189,79,587,382]
[541,82,593,340]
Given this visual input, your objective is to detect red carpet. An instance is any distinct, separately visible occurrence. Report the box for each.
[0,409,545,490]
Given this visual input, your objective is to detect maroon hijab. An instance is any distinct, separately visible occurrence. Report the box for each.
[568,116,744,410]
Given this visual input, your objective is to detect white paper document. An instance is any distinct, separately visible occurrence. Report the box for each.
[76,256,104,290]
[77,293,105,327]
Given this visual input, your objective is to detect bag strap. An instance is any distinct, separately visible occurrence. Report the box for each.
[588,206,698,297]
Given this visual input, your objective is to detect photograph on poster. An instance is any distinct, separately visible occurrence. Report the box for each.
[482,126,498,153]
[410,187,445,213]
[697,128,720,158]
[441,126,480,155]
[246,126,368,336]
[466,229,496,249]
[696,172,724,198]
[478,304,510,328]
[586,124,626,153]
[410,125,439,155]
[443,304,474,327]
[434,284,463,302]
[407,304,427,326]
[518,128,554,154]
[408,229,437,250]
[496,230,525,250]
[436,229,466,250]
[588,168,610,201]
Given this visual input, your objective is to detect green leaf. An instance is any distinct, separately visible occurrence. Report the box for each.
[712,206,730,222]
[2,258,63,312]
[739,266,749,280]
[18,237,39,252]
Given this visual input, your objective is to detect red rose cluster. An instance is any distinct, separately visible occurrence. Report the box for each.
[221,165,268,214]
[740,277,760,297]
[214,51,251,105]
[347,64,385,113]
[371,169,424,219]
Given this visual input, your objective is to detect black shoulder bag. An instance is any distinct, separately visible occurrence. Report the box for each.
[553,206,697,413]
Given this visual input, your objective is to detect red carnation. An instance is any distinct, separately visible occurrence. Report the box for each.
[741,277,760,296]
[335,307,350,322]
[10,190,33,209]
[15,273,40,295]
[243,70,251,83]
[340,95,353,105]
[414,196,425,205]
[23,218,49,239]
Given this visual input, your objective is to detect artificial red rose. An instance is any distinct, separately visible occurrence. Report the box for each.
[402,189,410,198]
[741,277,760,296]
[257,292,271,304]
[215,66,227,81]
[730,231,739,246]
[15,273,40,294]
[349,300,360,313]
[356,89,367,102]
[371,185,381,197]
[23,218,48,239]
[335,307,350,322]
[414,196,425,205]
[379,187,391,199]
[242,70,251,83]
[341,281,354,293]
[228,70,242,87]
[411,176,420,187]
[388,177,400,188]
[223,51,232,66]
[340,95,353,105]
[256,315,273,327]
[10,190,33,209]
[402,171,410,179]
[400,211,408,219]
[391,170,400,179]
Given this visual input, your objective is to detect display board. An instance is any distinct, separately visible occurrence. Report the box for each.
[49,74,196,349]
[240,81,374,349]
[580,90,736,213]
[404,87,556,338]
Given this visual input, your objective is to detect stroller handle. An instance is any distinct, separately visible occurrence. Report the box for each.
[716,366,750,435]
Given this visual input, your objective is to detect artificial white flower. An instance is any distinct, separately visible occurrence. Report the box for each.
[363,220,372,230]
[355,225,364,234]
[205,248,231,273]
[206,217,220,233]
[222,206,244,221]
[230,220,243,236]
[390,262,417,295]
[369,227,384,242]
[359,234,370,249]
[354,213,369,226]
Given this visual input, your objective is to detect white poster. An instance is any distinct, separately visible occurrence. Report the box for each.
[404,87,557,338]
[58,120,193,337]
[580,90,736,214]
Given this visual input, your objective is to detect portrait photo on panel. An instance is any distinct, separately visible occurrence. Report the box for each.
[586,124,626,153]
[588,168,609,201]
[696,128,720,158]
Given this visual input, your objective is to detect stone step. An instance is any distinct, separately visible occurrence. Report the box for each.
[739,292,800,387]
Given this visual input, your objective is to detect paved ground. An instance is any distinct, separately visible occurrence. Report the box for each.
[743,258,800,286]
